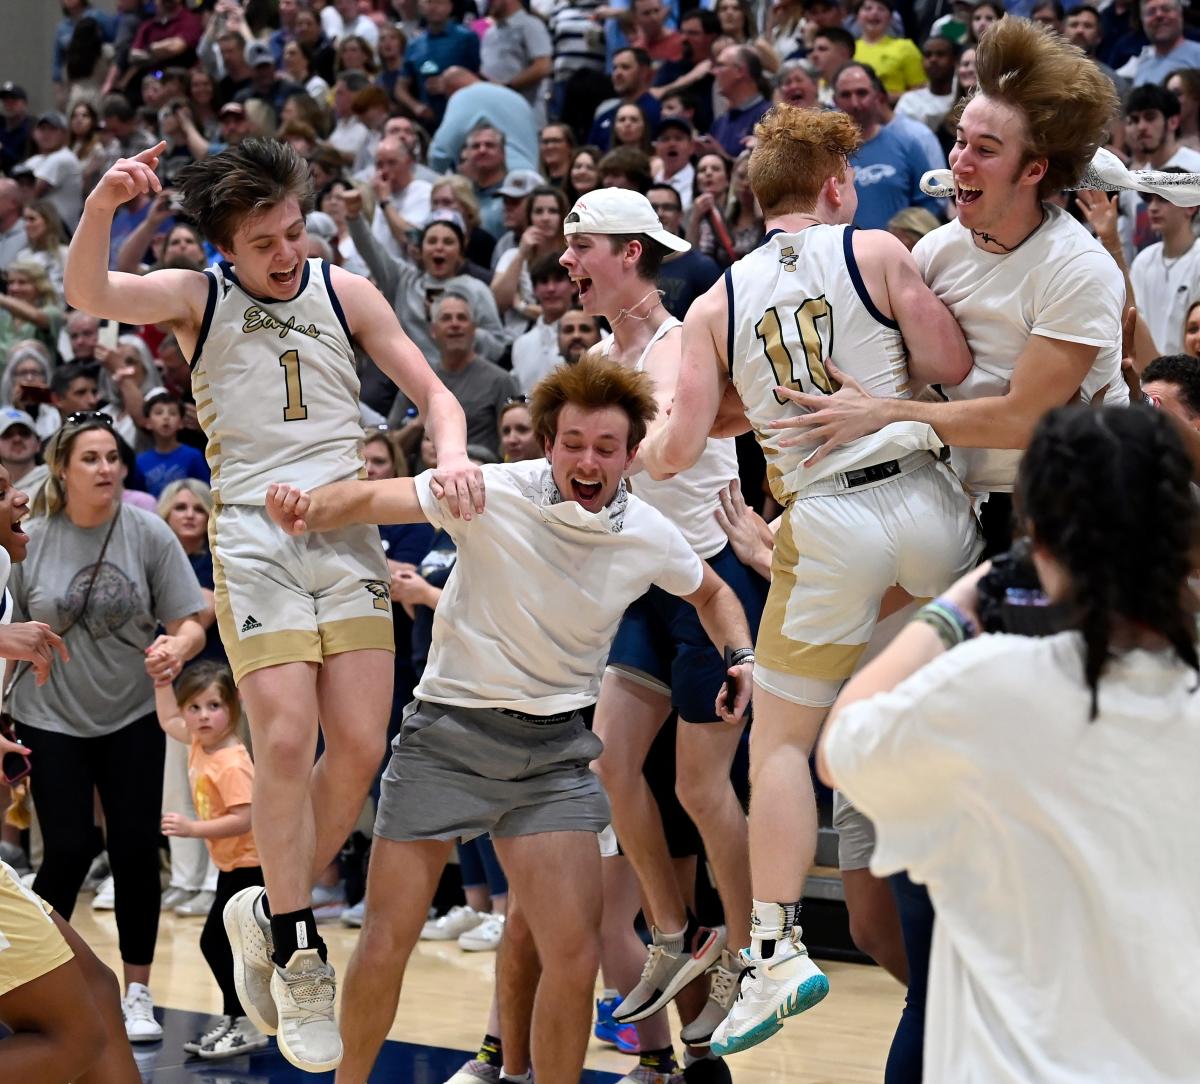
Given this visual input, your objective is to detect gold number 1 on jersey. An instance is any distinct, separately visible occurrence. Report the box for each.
[278,349,309,421]
[754,297,835,403]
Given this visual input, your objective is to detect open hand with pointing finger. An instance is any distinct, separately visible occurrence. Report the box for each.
[87,141,167,216]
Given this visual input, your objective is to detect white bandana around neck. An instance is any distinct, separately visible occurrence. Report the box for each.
[538,467,630,534]
[921,147,1200,206]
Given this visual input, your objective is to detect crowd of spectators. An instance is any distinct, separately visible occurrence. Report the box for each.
[6,0,1200,1069]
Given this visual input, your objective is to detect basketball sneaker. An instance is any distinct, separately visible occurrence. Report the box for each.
[679,950,742,1047]
[184,1015,233,1055]
[271,949,342,1072]
[122,982,164,1043]
[709,936,829,1057]
[198,1016,270,1060]
[444,1058,502,1083]
[458,913,505,951]
[595,995,640,1053]
[421,905,484,941]
[614,925,725,1023]
[223,887,278,1035]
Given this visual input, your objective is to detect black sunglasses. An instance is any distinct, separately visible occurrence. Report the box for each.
[65,411,114,428]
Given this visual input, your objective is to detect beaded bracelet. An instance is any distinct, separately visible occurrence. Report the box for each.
[913,598,979,650]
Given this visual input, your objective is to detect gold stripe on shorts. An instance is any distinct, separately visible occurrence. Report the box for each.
[319,615,396,659]
[756,508,868,681]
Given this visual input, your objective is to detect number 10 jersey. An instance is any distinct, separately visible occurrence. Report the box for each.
[191,258,366,505]
[726,225,942,504]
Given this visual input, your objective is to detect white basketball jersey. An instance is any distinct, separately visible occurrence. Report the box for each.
[191,259,365,505]
[727,225,942,504]
[602,317,739,558]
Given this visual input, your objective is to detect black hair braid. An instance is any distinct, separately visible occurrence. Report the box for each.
[1120,415,1200,675]
[1019,407,1198,719]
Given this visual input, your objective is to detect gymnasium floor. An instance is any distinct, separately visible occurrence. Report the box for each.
[73,905,903,1084]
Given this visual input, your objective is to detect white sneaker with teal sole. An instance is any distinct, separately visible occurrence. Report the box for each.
[709,938,829,1057]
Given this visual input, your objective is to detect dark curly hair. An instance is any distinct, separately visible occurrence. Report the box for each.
[1015,405,1199,718]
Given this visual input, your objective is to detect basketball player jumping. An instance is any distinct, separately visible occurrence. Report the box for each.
[64,139,480,1073]
[640,105,982,1056]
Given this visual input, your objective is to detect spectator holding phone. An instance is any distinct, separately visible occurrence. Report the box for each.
[7,414,205,1043]
[0,341,60,442]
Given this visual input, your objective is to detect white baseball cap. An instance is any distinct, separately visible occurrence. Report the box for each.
[564,188,691,253]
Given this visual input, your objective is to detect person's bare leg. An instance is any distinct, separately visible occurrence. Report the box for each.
[311,650,394,875]
[494,831,602,1082]
[747,688,826,903]
[842,868,908,984]
[497,895,540,1075]
[464,884,492,913]
[238,662,321,914]
[592,671,687,932]
[335,836,453,1084]
[121,962,150,988]
[675,718,752,950]
[0,914,138,1084]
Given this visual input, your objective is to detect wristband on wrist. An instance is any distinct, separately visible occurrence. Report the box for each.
[913,598,978,650]
[729,647,755,667]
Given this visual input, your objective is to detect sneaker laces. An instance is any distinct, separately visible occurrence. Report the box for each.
[196,1017,232,1045]
[280,961,336,1022]
[638,942,668,982]
[732,963,756,1004]
[124,989,155,1024]
[707,962,739,1008]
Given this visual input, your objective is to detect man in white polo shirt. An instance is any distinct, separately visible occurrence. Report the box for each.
[264,356,755,1084]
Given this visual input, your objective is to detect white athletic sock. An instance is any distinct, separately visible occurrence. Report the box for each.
[658,924,687,955]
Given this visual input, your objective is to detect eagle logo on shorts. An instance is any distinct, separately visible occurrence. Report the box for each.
[363,580,390,612]
[778,246,799,272]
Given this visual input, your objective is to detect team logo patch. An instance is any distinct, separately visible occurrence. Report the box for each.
[364,580,391,612]
[778,246,799,272]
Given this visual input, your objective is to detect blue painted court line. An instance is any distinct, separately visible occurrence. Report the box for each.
[129,1007,624,1083]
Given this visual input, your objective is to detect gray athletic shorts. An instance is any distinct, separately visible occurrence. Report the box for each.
[832,789,877,872]
[374,700,611,843]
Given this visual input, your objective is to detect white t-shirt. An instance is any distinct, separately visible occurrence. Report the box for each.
[27,148,83,231]
[825,632,1200,1084]
[895,85,956,131]
[915,205,1127,494]
[1130,239,1200,356]
[510,317,563,394]
[370,179,433,262]
[413,459,704,713]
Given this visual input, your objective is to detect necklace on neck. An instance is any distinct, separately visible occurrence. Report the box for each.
[972,208,1047,254]
[611,287,665,329]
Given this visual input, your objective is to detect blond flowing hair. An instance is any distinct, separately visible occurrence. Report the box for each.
[972,17,1118,197]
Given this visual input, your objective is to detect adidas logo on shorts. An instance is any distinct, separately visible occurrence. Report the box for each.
[241,614,263,633]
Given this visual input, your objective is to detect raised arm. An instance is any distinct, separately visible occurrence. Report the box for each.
[266,478,429,534]
[344,189,403,298]
[330,265,483,517]
[154,682,190,744]
[66,142,209,328]
[641,278,729,479]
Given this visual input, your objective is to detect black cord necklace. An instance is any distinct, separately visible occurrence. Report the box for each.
[971,208,1047,253]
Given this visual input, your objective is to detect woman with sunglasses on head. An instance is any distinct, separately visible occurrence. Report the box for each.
[7,414,206,1045]
[0,457,142,1084]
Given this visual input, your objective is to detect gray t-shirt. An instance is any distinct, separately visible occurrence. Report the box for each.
[388,357,519,459]
[480,10,552,106]
[8,506,205,737]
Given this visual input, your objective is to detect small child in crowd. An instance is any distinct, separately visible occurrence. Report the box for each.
[156,660,267,1059]
[137,390,210,498]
